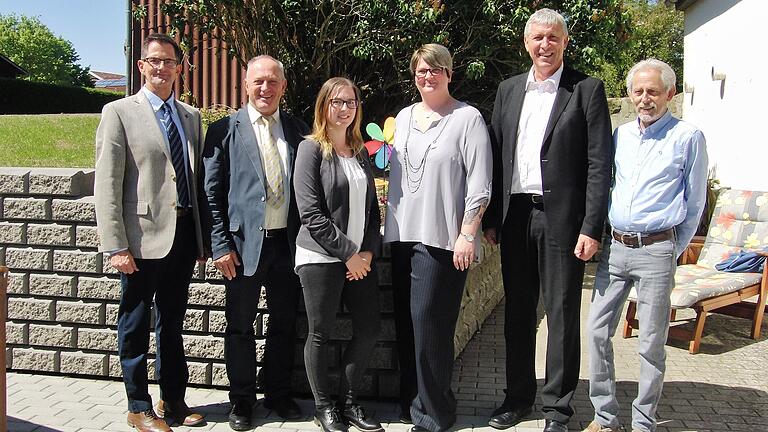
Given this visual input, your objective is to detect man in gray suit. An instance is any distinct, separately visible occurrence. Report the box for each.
[95,33,206,432]
[203,55,309,431]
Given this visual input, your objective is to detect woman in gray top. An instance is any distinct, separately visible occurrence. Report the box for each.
[384,44,493,432]
[293,77,383,432]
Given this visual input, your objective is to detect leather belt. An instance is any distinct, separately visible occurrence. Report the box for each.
[264,228,287,238]
[176,207,191,218]
[511,193,544,206]
[611,227,674,248]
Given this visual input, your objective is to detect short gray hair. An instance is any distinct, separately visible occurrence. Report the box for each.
[625,58,676,94]
[246,55,286,80]
[524,8,568,38]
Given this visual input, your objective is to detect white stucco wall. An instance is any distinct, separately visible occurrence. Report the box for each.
[681,0,766,191]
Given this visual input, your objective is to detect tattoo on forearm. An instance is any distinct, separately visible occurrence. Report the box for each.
[462,200,488,226]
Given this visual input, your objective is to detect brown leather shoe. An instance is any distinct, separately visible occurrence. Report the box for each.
[155,399,205,426]
[127,409,172,432]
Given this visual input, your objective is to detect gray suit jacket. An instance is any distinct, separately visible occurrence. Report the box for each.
[202,107,309,277]
[94,91,205,259]
[293,139,382,261]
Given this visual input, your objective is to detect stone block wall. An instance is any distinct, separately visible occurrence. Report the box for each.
[1,167,503,398]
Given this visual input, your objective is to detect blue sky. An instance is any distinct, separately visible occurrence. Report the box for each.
[0,0,127,74]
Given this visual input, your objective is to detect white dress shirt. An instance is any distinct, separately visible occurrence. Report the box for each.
[510,63,564,195]
[247,103,289,229]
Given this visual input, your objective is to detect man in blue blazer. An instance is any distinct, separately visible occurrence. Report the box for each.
[483,8,612,432]
[203,55,309,431]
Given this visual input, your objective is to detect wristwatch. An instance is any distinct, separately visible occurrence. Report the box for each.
[461,233,475,242]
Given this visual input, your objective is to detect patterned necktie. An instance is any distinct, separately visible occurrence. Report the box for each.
[259,116,284,208]
[161,103,190,208]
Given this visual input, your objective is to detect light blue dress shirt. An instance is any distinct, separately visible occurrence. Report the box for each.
[609,110,708,256]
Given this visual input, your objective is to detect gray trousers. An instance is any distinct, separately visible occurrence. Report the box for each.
[587,236,677,432]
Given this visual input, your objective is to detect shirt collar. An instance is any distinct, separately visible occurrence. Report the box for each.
[525,63,564,93]
[141,86,177,115]
[247,103,280,125]
[635,110,673,136]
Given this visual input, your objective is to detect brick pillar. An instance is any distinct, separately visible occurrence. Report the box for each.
[1,265,8,432]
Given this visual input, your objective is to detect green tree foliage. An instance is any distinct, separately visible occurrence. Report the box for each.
[597,0,684,97]
[0,14,93,87]
[153,0,631,121]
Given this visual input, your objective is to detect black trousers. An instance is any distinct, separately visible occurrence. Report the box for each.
[224,233,301,405]
[392,242,467,432]
[499,196,585,423]
[118,213,197,413]
[297,262,381,410]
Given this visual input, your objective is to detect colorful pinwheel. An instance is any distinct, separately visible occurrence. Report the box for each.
[364,117,395,169]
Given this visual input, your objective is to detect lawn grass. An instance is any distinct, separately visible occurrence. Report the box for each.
[0,114,99,168]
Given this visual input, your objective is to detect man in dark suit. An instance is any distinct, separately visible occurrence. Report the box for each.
[95,33,206,431]
[203,55,309,431]
[483,9,612,432]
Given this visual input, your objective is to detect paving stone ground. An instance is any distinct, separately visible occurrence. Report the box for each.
[8,264,768,432]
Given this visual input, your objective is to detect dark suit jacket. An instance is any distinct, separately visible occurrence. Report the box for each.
[202,107,309,277]
[293,139,382,262]
[485,67,612,249]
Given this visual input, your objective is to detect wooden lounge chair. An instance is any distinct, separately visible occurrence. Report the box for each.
[622,189,768,354]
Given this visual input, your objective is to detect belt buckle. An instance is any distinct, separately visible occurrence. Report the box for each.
[531,194,543,204]
[617,231,641,248]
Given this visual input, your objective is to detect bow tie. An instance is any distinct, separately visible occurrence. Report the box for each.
[526,80,556,93]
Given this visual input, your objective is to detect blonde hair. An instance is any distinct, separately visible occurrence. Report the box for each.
[307,77,364,159]
[409,43,453,78]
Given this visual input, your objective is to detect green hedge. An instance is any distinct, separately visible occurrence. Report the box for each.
[0,78,123,114]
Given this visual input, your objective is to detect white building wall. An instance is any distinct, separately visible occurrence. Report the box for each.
[682,0,766,191]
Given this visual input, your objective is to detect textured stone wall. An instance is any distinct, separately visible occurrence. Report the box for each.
[1,167,503,398]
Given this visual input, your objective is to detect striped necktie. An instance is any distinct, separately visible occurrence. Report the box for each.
[161,103,190,208]
[259,116,285,208]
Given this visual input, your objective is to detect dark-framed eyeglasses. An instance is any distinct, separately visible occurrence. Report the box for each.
[415,67,445,78]
[142,57,180,68]
[330,98,359,109]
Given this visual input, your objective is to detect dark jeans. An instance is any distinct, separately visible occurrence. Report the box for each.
[118,213,196,413]
[297,262,381,410]
[391,242,467,432]
[499,196,586,423]
[225,234,301,405]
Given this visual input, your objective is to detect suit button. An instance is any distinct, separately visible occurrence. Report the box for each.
[261,196,266,202]
[171,175,177,182]
[171,202,176,207]
[258,226,264,231]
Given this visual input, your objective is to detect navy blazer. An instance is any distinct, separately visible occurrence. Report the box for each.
[202,107,310,276]
[293,139,382,262]
[485,67,613,249]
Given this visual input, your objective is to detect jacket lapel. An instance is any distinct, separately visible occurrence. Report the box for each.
[541,68,575,154]
[135,92,172,162]
[234,108,266,185]
[506,75,527,153]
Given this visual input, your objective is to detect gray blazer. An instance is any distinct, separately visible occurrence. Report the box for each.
[94,91,205,259]
[202,107,309,276]
[293,139,381,262]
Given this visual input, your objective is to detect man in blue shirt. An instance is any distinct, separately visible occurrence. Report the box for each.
[583,59,708,432]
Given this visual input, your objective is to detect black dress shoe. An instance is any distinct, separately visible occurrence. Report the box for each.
[264,397,302,420]
[228,402,253,431]
[314,407,348,432]
[544,419,568,432]
[341,404,383,432]
[488,405,533,429]
[399,411,412,424]
[409,427,429,432]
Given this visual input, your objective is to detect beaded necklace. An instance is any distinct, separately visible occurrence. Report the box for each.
[403,104,451,193]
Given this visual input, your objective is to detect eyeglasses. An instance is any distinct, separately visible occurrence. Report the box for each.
[330,99,359,109]
[415,67,445,78]
[142,57,179,68]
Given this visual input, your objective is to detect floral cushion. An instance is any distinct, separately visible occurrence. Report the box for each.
[697,189,768,268]
[628,264,761,308]
[628,189,767,309]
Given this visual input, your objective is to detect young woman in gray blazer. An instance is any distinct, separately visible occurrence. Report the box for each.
[293,77,383,432]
